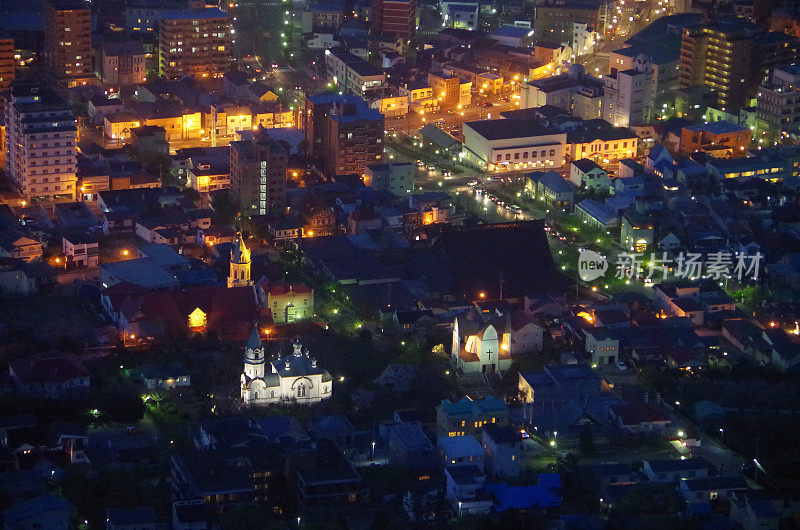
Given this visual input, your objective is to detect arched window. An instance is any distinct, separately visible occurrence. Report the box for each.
[297,384,306,397]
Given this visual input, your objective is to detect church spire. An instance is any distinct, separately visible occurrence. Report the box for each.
[227,233,252,288]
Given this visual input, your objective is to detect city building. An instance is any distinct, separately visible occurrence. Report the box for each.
[756,64,800,139]
[0,36,14,91]
[324,47,387,100]
[158,6,232,80]
[602,60,654,127]
[533,0,600,45]
[520,66,603,117]
[98,41,146,86]
[608,45,680,106]
[305,93,363,162]
[325,98,385,177]
[428,71,463,109]
[364,163,414,196]
[43,0,94,87]
[241,330,333,405]
[62,233,99,268]
[679,121,751,156]
[565,119,639,162]
[372,0,416,39]
[229,127,288,215]
[4,83,78,202]
[570,158,610,190]
[678,19,798,111]
[462,118,567,171]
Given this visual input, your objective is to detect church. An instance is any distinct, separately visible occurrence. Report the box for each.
[228,234,252,288]
[240,327,333,406]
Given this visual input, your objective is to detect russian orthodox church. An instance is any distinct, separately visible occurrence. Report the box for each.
[228,234,252,288]
[240,326,333,405]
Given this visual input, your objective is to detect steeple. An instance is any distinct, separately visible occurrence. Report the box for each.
[243,324,265,380]
[228,233,252,288]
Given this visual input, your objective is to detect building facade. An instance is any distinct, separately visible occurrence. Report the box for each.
[230,129,288,215]
[158,6,232,80]
[4,83,78,202]
[372,0,416,39]
[44,0,94,87]
[0,37,15,91]
[99,41,146,86]
[462,118,567,172]
[324,47,387,100]
[325,99,385,177]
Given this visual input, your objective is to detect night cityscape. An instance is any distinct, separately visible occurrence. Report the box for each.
[0,0,799,527]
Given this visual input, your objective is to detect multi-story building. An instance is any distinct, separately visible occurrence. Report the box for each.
[462,118,567,172]
[602,62,653,127]
[0,36,15,92]
[326,99,385,176]
[98,41,146,86]
[364,163,415,196]
[756,64,800,139]
[679,121,751,156]
[4,82,78,202]
[324,47,387,100]
[679,19,798,112]
[125,0,185,33]
[372,0,416,39]
[229,129,288,215]
[305,93,362,162]
[158,6,232,80]
[533,0,600,45]
[520,66,603,116]
[428,71,462,109]
[43,0,94,87]
[565,119,639,162]
[609,47,679,108]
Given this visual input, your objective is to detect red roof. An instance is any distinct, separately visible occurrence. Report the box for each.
[115,285,262,341]
[10,355,89,385]
[611,402,671,426]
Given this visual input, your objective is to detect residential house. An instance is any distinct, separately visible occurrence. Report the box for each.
[481,424,522,478]
[62,233,99,268]
[445,466,493,516]
[0,230,42,262]
[8,355,90,399]
[570,159,611,190]
[381,422,437,469]
[642,457,712,483]
[438,435,485,471]
[678,476,749,502]
[608,402,672,433]
[525,170,576,210]
[585,327,620,366]
[0,495,72,530]
[436,396,509,438]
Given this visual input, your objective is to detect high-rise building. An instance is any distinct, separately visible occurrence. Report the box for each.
[756,64,800,139]
[325,99,385,177]
[4,82,78,202]
[305,93,362,162]
[158,5,232,80]
[43,0,94,87]
[679,19,799,111]
[230,128,288,216]
[0,36,15,92]
[372,0,416,39]
[602,57,654,127]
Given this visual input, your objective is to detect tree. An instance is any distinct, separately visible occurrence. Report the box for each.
[579,426,595,454]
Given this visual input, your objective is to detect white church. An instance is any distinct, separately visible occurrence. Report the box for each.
[240,327,333,405]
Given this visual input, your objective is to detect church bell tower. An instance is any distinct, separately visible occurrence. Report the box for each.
[228,234,252,288]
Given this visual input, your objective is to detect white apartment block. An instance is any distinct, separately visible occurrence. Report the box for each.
[602,67,653,127]
[757,64,800,137]
[4,83,78,202]
[325,47,386,100]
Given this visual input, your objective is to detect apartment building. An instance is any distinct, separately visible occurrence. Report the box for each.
[679,19,798,111]
[326,100,385,176]
[4,83,78,202]
[158,6,232,80]
[602,65,653,127]
[230,129,288,215]
[98,41,146,86]
[324,47,387,100]
[0,36,15,92]
[44,0,93,87]
[756,64,800,138]
[372,0,416,39]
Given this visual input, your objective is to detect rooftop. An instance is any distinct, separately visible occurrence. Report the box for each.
[465,118,563,141]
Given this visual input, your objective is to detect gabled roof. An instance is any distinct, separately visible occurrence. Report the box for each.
[9,355,89,385]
